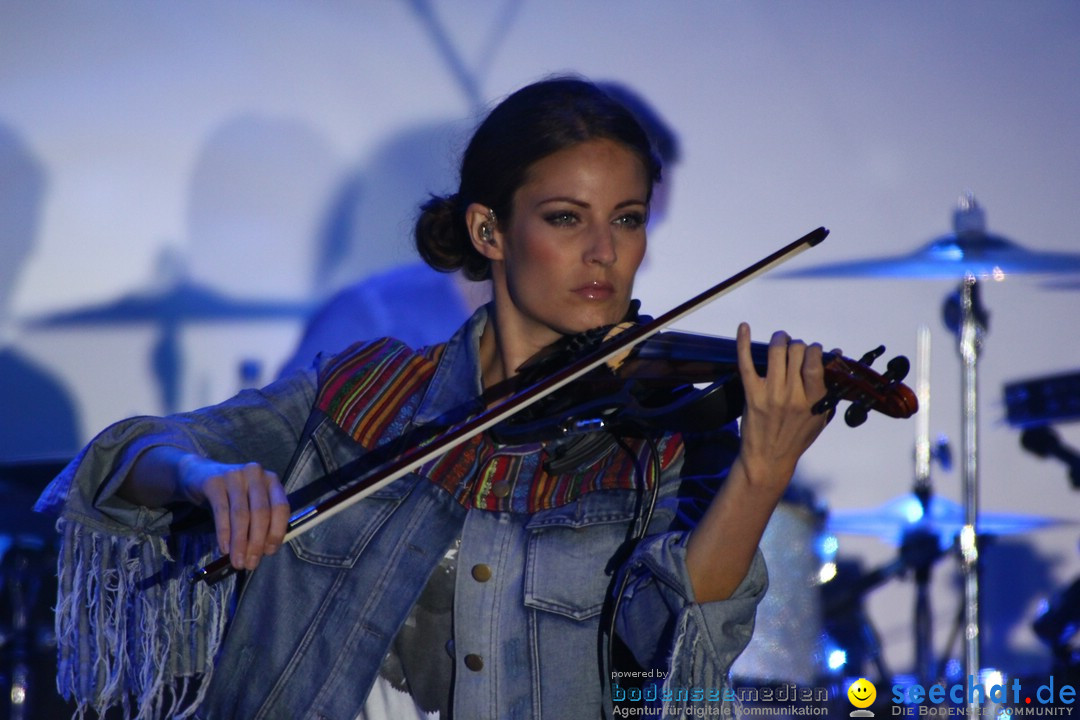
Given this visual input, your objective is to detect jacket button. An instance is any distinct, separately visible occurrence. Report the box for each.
[465,653,484,672]
[491,481,511,498]
[471,564,492,582]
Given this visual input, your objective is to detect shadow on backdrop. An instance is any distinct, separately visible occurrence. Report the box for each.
[0,121,81,467]
[188,114,344,301]
[0,117,80,720]
[281,118,478,375]
[25,116,333,416]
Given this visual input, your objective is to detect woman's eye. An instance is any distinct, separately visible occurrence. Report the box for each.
[544,211,578,227]
[614,212,647,229]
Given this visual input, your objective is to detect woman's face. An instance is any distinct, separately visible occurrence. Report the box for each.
[491,138,649,349]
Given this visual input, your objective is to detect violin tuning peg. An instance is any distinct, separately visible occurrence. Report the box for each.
[844,403,870,428]
[884,356,911,383]
[857,345,886,366]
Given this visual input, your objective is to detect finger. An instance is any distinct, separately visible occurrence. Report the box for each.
[736,322,760,394]
[803,342,827,400]
[803,343,833,426]
[244,465,272,569]
[225,468,251,569]
[766,330,792,401]
[785,340,808,398]
[201,474,232,556]
[266,475,289,554]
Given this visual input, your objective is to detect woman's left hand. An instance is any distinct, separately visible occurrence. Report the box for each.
[734,321,830,500]
[681,322,835,603]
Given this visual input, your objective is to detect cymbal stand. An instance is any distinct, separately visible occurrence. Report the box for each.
[953,273,986,715]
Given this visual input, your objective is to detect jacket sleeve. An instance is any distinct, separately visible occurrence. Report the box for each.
[33,368,318,720]
[612,424,768,713]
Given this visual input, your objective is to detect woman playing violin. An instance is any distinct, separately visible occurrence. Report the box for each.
[37,77,831,719]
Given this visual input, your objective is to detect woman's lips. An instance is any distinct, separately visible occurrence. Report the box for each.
[572,281,615,300]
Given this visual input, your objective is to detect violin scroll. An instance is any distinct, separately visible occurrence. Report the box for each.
[816,345,917,427]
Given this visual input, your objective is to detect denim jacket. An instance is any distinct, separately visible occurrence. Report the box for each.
[37,306,766,720]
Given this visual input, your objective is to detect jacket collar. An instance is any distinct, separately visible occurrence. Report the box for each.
[412,303,490,426]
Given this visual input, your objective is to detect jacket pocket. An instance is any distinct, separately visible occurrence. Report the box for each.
[523,491,638,621]
[287,417,415,568]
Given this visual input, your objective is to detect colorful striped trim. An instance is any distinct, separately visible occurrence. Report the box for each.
[417,431,684,513]
[316,338,442,448]
[315,338,684,512]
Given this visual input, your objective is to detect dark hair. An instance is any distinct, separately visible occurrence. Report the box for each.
[595,81,680,166]
[415,76,662,281]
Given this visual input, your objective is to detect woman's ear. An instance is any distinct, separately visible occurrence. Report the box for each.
[466,203,503,261]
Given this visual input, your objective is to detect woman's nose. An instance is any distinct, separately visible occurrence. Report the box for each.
[584,226,617,266]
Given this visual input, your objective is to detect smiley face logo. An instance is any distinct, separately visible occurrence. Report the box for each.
[847,678,877,708]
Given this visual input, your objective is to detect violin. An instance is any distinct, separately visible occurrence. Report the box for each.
[489,327,917,447]
[194,226,916,585]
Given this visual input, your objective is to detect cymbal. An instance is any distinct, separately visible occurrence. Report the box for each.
[781,233,1080,280]
[780,194,1080,280]
[827,492,1069,546]
[24,280,312,328]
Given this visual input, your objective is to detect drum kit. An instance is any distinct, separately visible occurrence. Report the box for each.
[732,193,1080,711]
[0,457,71,720]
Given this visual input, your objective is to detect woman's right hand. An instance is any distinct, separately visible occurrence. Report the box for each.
[177,456,291,570]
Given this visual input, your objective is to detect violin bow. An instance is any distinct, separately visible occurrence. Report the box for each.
[194,226,828,584]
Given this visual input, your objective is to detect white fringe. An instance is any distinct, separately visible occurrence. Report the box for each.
[54,518,235,719]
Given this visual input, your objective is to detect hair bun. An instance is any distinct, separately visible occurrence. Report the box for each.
[414,193,491,281]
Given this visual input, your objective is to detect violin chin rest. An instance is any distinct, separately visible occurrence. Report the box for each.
[543,431,622,475]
